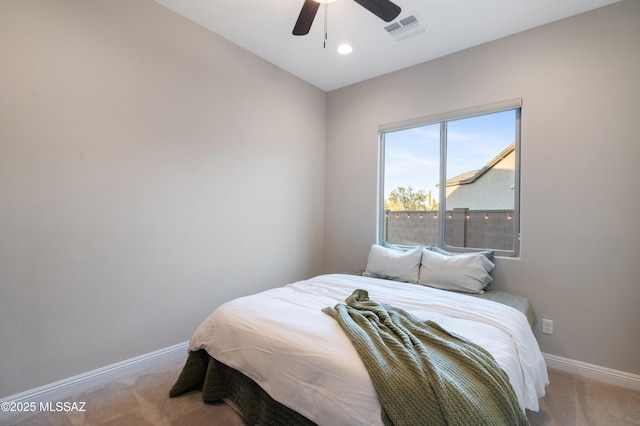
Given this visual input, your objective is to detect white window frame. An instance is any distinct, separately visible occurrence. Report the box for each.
[377,99,522,257]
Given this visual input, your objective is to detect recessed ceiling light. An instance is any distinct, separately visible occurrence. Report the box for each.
[337,43,353,55]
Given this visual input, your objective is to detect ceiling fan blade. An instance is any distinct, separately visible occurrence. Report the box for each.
[352,0,401,22]
[293,0,321,36]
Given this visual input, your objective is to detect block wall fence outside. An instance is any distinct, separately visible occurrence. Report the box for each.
[384,209,515,250]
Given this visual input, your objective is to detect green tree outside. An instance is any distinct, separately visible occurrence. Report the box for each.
[385,186,438,211]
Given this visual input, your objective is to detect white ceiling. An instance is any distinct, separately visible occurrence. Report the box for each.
[154,0,621,92]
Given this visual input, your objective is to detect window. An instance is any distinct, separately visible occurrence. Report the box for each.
[378,100,521,256]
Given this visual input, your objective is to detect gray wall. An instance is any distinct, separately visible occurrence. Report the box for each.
[0,0,326,397]
[325,1,640,375]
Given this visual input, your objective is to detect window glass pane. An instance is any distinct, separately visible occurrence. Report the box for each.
[445,110,516,250]
[383,123,440,246]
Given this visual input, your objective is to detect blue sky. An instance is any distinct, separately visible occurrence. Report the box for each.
[383,110,516,199]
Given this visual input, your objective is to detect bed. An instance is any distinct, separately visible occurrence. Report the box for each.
[170,270,549,425]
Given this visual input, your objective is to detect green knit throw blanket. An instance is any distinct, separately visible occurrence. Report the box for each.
[323,289,529,426]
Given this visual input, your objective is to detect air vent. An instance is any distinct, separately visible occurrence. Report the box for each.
[385,13,428,41]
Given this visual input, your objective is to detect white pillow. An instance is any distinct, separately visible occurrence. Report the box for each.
[418,248,493,293]
[364,244,422,283]
[455,252,495,273]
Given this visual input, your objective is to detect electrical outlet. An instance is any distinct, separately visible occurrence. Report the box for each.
[542,319,553,335]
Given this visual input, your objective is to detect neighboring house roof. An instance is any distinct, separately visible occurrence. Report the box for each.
[445,143,515,187]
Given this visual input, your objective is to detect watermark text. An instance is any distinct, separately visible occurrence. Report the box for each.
[1,401,86,413]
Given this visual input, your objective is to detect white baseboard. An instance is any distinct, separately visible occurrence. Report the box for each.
[544,353,640,392]
[0,341,188,421]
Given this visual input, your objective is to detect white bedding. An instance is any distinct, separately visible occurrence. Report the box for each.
[189,273,548,425]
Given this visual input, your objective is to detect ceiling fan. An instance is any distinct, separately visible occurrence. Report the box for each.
[292,0,402,36]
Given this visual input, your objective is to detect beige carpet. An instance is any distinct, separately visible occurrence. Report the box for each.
[2,355,639,425]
